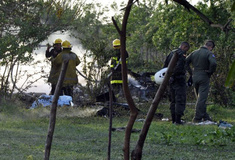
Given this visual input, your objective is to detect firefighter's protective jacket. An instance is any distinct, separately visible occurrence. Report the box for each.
[46,48,62,83]
[48,49,80,86]
[110,49,128,84]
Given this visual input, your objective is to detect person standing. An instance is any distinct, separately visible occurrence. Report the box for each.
[46,38,62,95]
[163,42,190,124]
[185,40,217,123]
[110,39,128,101]
[52,40,80,97]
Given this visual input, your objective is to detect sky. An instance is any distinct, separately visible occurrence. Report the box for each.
[83,0,202,21]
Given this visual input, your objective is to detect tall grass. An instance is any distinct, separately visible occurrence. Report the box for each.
[0,100,235,160]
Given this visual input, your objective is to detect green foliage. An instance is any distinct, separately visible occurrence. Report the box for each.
[115,0,235,106]
[125,1,161,72]
[0,100,19,114]
[69,2,116,98]
[225,1,235,88]
[207,104,220,112]
[0,0,234,105]
[0,0,87,96]
[232,1,235,12]
[225,52,235,87]
[161,131,173,145]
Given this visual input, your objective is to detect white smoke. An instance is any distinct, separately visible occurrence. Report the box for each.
[25,31,88,94]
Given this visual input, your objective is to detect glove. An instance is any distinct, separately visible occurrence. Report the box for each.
[187,76,193,86]
[176,48,185,56]
[205,70,212,77]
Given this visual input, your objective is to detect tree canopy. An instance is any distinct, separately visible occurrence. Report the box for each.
[0,0,234,105]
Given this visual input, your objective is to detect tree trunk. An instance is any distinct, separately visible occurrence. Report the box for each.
[120,1,140,160]
[10,61,19,99]
[107,80,113,160]
[112,0,139,159]
[131,53,178,160]
[44,59,69,160]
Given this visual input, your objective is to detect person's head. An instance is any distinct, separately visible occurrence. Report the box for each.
[204,40,215,51]
[112,39,121,49]
[62,40,72,50]
[53,38,62,51]
[179,41,190,52]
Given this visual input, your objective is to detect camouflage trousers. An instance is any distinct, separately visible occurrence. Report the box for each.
[169,77,186,116]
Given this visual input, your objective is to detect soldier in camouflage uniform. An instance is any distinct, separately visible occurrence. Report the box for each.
[186,40,217,123]
[163,42,190,124]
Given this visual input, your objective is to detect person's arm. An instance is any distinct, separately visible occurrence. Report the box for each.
[185,53,193,86]
[53,53,62,66]
[46,47,53,58]
[163,52,173,68]
[173,48,187,75]
[110,56,117,70]
[125,50,129,58]
[185,53,193,76]
[207,52,217,76]
[75,55,81,66]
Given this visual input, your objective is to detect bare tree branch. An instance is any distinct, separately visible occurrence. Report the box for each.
[44,59,69,160]
[112,0,139,159]
[120,0,139,11]
[120,1,140,159]
[172,0,235,33]
[111,17,122,35]
[131,52,178,160]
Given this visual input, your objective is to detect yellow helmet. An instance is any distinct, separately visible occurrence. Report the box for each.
[62,40,72,48]
[112,39,121,49]
[54,38,62,44]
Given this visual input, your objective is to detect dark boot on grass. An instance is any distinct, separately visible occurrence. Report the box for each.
[192,118,203,123]
[203,114,212,122]
[175,114,183,125]
[171,114,176,124]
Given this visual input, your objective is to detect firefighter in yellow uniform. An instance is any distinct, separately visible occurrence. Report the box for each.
[51,40,80,97]
[110,39,128,100]
[46,38,62,95]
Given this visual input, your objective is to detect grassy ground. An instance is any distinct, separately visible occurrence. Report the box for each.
[0,99,235,160]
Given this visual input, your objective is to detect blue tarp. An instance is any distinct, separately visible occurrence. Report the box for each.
[30,94,72,109]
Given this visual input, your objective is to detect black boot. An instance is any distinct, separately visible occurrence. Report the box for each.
[171,114,176,124]
[175,114,183,125]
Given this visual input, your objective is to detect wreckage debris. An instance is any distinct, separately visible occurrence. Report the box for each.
[111,127,141,133]
[30,94,73,109]
[95,107,120,117]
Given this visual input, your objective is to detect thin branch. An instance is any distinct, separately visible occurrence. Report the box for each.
[44,59,69,160]
[120,0,139,11]
[172,0,235,33]
[111,17,122,35]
